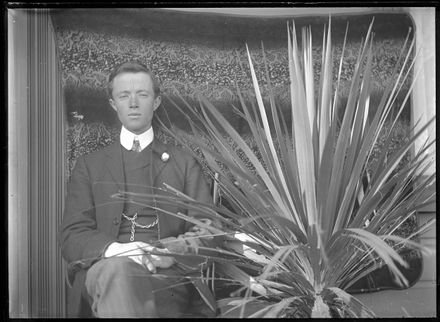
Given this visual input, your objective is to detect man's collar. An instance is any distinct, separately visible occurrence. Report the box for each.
[120,126,154,151]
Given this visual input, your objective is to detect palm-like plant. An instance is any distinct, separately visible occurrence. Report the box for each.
[125,19,435,317]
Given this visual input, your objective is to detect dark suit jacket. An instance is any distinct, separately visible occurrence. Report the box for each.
[58,139,213,317]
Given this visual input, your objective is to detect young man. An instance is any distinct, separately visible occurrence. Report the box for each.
[59,62,216,318]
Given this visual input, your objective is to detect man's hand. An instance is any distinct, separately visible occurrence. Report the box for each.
[104,241,176,273]
[160,219,217,254]
[189,219,216,240]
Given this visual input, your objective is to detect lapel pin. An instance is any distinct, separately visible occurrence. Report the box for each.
[161,152,170,162]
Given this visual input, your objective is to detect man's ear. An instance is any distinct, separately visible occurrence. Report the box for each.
[153,96,161,111]
[109,99,117,112]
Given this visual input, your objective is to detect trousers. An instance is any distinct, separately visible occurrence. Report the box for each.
[85,257,192,318]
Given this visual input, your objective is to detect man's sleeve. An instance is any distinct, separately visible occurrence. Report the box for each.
[182,156,224,248]
[183,156,218,225]
[58,155,116,269]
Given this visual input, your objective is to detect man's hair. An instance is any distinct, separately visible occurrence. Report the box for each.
[107,61,161,98]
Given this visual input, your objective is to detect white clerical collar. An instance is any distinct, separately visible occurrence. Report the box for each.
[120,126,154,151]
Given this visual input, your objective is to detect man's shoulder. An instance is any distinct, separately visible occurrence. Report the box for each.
[154,141,196,164]
[166,143,193,158]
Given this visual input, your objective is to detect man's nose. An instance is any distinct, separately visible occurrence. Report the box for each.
[129,95,139,108]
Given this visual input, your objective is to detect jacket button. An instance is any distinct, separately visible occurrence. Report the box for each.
[113,218,120,225]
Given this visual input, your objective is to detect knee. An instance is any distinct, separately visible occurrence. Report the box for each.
[86,257,147,286]
[101,257,137,274]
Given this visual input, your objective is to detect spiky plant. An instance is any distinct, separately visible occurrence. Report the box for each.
[119,19,435,318]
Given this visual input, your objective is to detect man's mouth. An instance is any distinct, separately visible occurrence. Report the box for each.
[128,113,141,117]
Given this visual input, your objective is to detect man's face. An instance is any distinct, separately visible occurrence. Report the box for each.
[109,72,161,134]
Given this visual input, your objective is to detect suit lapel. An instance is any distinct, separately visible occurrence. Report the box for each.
[100,142,125,237]
[104,142,125,191]
[151,139,177,239]
[105,140,165,192]
[151,139,170,184]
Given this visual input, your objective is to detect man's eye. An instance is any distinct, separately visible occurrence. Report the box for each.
[118,94,129,99]
[139,93,149,98]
